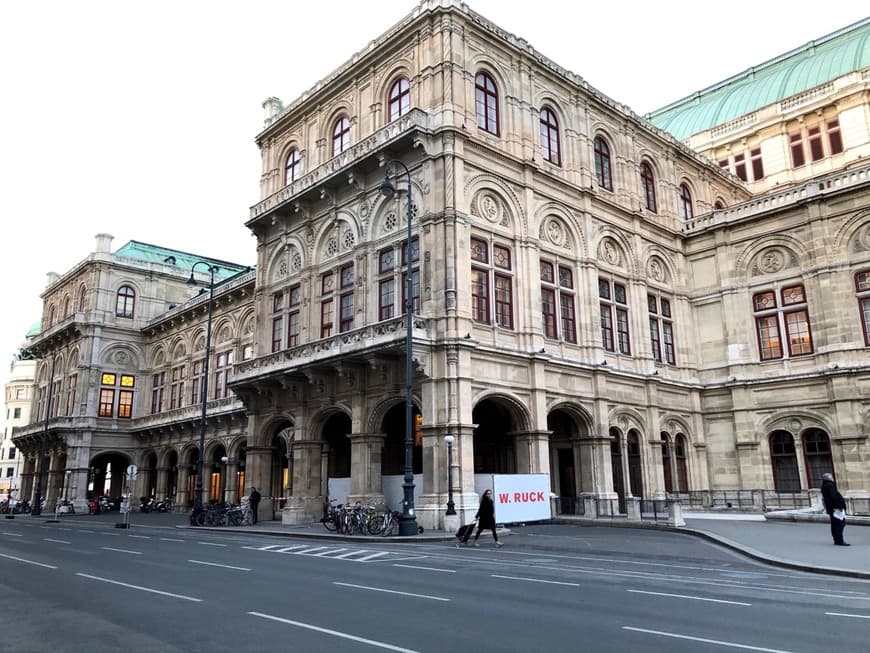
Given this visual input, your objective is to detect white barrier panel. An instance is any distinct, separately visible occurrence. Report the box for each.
[473,474,551,523]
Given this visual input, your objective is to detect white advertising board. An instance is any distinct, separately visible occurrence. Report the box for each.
[474,473,551,523]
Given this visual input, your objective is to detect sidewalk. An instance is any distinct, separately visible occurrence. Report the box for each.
[180,510,870,580]
[680,512,870,580]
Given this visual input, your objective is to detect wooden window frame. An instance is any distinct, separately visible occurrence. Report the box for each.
[593,136,613,190]
[678,183,693,221]
[640,162,657,213]
[332,116,351,156]
[388,77,410,122]
[115,285,135,318]
[474,72,499,136]
[539,107,561,166]
[284,148,301,185]
[856,270,870,345]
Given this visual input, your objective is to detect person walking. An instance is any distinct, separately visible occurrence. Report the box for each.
[472,489,503,547]
[820,473,849,546]
[249,487,261,525]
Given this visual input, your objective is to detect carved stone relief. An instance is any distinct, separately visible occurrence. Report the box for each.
[598,237,622,267]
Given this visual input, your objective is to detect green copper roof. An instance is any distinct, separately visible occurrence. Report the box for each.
[646,18,870,140]
[113,240,250,281]
[26,321,41,338]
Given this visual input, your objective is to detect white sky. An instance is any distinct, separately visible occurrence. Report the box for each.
[0,0,866,392]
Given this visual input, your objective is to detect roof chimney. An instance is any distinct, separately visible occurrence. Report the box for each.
[95,233,114,254]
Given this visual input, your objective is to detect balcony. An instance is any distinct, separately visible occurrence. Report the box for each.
[248,108,432,225]
[27,312,85,351]
[233,315,429,386]
[131,396,245,432]
[682,163,870,233]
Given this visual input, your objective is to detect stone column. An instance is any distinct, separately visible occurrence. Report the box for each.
[579,435,617,499]
[245,445,273,521]
[346,433,386,507]
[513,431,551,474]
[282,441,325,525]
[225,461,239,505]
[156,467,170,501]
[46,453,62,510]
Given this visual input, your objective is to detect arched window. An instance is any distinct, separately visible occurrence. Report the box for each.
[627,430,643,498]
[593,136,613,190]
[116,285,136,318]
[332,116,350,156]
[539,107,561,165]
[679,183,694,221]
[78,285,87,312]
[640,162,657,212]
[47,304,56,329]
[714,200,726,210]
[769,430,800,493]
[609,428,625,509]
[674,433,689,492]
[62,296,71,319]
[661,433,673,493]
[475,72,499,135]
[803,429,833,489]
[284,148,301,185]
[387,77,410,121]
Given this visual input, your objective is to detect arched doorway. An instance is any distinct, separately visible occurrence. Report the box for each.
[323,412,351,503]
[802,428,833,488]
[472,399,517,474]
[609,427,625,512]
[272,432,289,508]
[381,403,422,476]
[661,433,673,493]
[165,450,179,505]
[548,409,581,514]
[674,433,689,492]
[627,429,643,498]
[208,445,227,504]
[141,451,157,498]
[89,452,132,503]
[769,430,800,492]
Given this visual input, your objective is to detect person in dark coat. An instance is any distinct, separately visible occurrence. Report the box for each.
[820,473,848,546]
[249,487,261,525]
[473,489,503,547]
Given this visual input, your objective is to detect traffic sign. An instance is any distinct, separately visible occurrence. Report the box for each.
[126,464,138,479]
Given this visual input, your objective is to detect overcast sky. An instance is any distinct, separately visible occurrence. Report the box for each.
[0,0,866,392]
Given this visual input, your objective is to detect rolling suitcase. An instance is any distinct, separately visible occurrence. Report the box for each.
[455,522,476,545]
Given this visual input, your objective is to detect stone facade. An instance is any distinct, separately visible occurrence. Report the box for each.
[13,1,870,526]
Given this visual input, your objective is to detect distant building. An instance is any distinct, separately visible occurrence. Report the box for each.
[13,3,870,525]
[1,339,38,495]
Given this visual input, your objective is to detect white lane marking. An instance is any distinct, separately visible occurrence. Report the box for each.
[58,528,73,532]
[293,547,330,555]
[188,559,251,571]
[492,574,580,587]
[75,573,202,602]
[275,545,309,553]
[101,532,121,536]
[393,564,456,573]
[101,547,142,555]
[160,538,184,542]
[249,611,419,652]
[128,535,150,539]
[627,589,751,606]
[333,582,450,602]
[0,552,57,569]
[622,626,796,652]
[196,542,227,547]
[44,538,72,545]
[2,532,23,537]
[826,612,870,619]
[333,550,369,559]
[78,530,95,533]
[377,555,427,563]
[313,548,349,556]
[355,552,389,562]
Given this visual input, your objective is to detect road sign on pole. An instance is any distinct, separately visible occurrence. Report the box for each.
[126,464,138,479]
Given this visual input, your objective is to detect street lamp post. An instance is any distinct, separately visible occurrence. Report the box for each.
[187,262,219,525]
[220,456,229,507]
[31,353,57,516]
[380,159,418,537]
[444,435,456,516]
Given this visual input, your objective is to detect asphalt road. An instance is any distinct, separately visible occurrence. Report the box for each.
[0,514,867,652]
